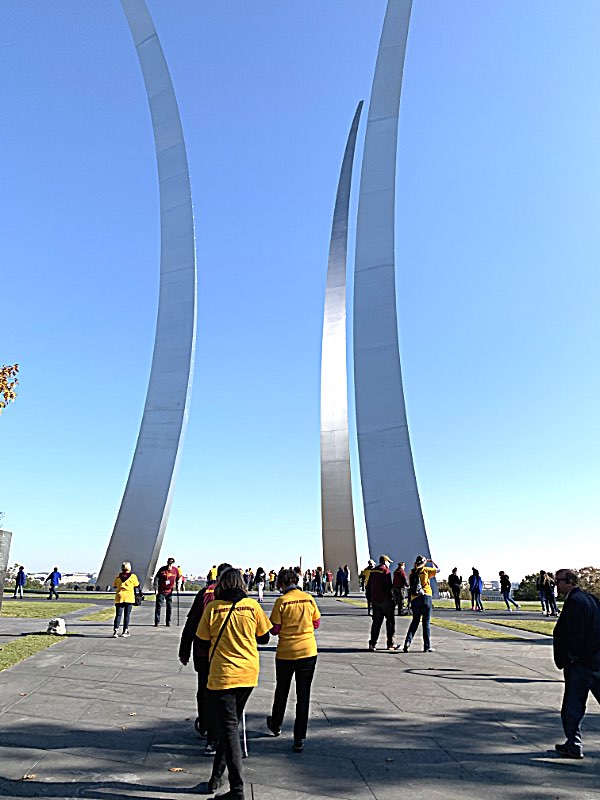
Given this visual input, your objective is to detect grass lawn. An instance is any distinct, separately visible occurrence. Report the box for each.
[0,634,67,672]
[430,617,522,639]
[337,598,368,608]
[79,608,115,622]
[482,618,556,636]
[0,601,93,618]
[432,599,552,611]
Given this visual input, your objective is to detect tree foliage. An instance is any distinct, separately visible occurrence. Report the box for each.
[516,567,600,600]
[515,573,538,600]
[0,364,19,414]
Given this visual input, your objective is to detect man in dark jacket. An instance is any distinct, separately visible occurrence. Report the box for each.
[448,568,462,610]
[153,557,180,627]
[179,562,232,754]
[553,568,600,759]
[366,555,396,651]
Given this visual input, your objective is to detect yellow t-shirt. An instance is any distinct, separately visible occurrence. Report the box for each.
[270,588,320,660]
[113,573,140,604]
[410,567,437,600]
[208,567,218,581]
[197,597,272,690]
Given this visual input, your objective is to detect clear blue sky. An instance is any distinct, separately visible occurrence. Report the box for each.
[1,1,599,582]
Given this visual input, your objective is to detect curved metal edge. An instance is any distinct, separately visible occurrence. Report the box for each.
[353,0,434,575]
[97,0,197,590]
[320,102,364,589]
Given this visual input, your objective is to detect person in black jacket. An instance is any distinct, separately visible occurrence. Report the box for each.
[448,568,462,610]
[179,562,232,753]
[553,568,600,759]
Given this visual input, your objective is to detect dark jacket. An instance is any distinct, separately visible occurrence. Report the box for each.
[553,587,600,670]
[500,574,511,592]
[179,584,213,671]
[366,565,393,603]
[448,573,462,591]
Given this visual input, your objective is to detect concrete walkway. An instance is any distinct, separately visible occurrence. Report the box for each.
[0,594,599,799]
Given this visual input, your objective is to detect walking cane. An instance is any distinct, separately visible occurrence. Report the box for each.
[176,585,180,626]
[241,710,248,758]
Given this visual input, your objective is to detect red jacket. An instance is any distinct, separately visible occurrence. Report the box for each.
[393,567,408,590]
[366,565,393,603]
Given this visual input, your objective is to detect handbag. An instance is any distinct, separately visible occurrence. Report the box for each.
[134,588,145,606]
[209,599,239,669]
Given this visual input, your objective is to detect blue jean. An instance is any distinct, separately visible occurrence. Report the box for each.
[48,585,59,599]
[561,662,600,749]
[538,590,547,613]
[502,590,519,609]
[13,585,24,598]
[405,595,432,650]
[114,602,132,632]
[471,591,483,610]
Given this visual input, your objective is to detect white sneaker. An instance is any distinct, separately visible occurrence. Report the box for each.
[112,630,119,638]
[122,630,130,638]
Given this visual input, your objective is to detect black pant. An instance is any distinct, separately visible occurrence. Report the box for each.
[404,595,432,650]
[154,592,172,625]
[561,662,600,750]
[271,656,317,741]
[393,588,405,615]
[114,603,132,632]
[48,586,59,599]
[369,600,395,647]
[195,660,217,738]
[207,686,252,799]
[452,588,461,610]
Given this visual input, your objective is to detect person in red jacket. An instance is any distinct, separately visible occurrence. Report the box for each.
[153,557,180,627]
[392,561,408,616]
[366,555,397,651]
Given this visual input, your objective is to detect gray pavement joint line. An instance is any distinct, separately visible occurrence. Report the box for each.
[381,690,403,714]
[351,757,378,800]
[1,673,55,716]
[430,736,479,779]
[317,703,334,726]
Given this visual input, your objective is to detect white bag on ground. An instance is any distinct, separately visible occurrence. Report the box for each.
[47,618,67,635]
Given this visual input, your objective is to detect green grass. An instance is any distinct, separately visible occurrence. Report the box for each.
[337,598,368,607]
[432,599,551,611]
[482,618,556,636]
[0,634,67,671]
[79,608,116,622]
[430,617,522,640]
[0,601,93,618]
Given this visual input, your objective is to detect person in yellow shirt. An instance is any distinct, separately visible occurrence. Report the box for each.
[112,561,140,639]
[196,567,271,800]
[403,555,440,653]
[266,567,321,753]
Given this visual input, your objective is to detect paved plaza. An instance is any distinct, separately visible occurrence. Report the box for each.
[0,594,599,799]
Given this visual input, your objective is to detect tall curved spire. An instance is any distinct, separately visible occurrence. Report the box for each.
[97,0,197,588]
[353,0,432,566]
[320,101,363,587]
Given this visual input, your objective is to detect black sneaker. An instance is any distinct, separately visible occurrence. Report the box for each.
[402,645,409,652]
[203,740,217,756]
[293,739,304,752]
[555,742,583,759]
[194,776,224,794]
[266,715,281,736]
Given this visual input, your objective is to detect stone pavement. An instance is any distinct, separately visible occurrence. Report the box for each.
[0,594,599,799]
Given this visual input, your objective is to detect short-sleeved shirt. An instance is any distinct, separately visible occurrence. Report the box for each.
[197,598,271,690]
[410,567,437,600]
[270,588,320,660]
[113,573,140,604]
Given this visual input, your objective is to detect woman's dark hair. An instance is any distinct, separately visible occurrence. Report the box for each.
[215,567,246,598]
[278,568,297,588]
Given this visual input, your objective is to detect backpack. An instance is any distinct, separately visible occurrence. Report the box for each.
[409,569,425,597]
[47,618,66,635]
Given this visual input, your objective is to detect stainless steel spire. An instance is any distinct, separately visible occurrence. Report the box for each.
[353,0,432,567]
[97,0,197,588]
[320,102,363,588]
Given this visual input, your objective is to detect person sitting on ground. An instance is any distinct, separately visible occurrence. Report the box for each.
[366,555,396,651]
[266,567,321,753]
[112,561,140,638]
[403,556,440,653]
[195,567,271,800]
[179,561,232,755]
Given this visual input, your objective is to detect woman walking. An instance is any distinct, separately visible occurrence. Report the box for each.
[254,566,266,602]
[403,556,440,653]
[196,567,271,800]
[469,567,484,611]
[266,568,321,752]
[112,561,140,638]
